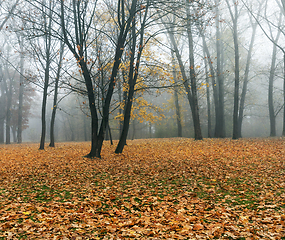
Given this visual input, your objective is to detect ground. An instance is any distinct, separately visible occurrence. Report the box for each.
[0,138,285,239]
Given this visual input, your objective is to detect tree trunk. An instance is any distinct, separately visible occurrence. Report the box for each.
[115,1,148,153]
[17,36,24,144]
[39,1,52,150]
[203,49,212,138]
[0,81,5,144]
[268,34,280,137]
[12,127,17,143]
[283,54,285,136]
[132,119,136,140]
[237,22,257,138]
[201,32,218,137]
[167,29,201,140]
[215,0,225,138]
[232,6,240,140]
[60,0,137,158]
[186,1,202,140]
[108,123,113,145]
[0,118,4,144]
[171,50,182,137]
[49,41,64,147]
[39,65,50,149]
[5,79,12,144]
[115,20,137,153]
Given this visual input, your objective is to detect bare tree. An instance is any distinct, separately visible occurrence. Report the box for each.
[60,0,139,158]
[115,0,151,153]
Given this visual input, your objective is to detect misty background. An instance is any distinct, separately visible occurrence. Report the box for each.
[1,0,285,147]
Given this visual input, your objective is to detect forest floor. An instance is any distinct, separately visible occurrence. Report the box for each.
[0,138,285,239]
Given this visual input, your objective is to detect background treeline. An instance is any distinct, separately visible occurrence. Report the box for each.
[0,0,285,156]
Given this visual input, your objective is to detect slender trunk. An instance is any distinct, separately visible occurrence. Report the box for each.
[186,2,202,140]
[118,74,123,134]
[115,1,148,153]
[49,41,64,147]
[132,119,136,140]
[203,50,212,138]
[60,0,137,158]
[283,53,285,136]
[12,127,17,143]
[108,123,113,145]
[282,53,285,136]
[268,36,280,137]
[81,62,99,157]
[5,80,12,144]
[201,32,218,137]
[39,65,50,149]
[232,7,240,140]
[0,118,4,143]
[237,22,257,138]
[39,1,52,150]
[171,50,182,137]
[167,31,197,138]
[115,20,137,153]
[0,81,5,144]
[17,37,24,143]
[97,0,138,157]
[215,0,225,138]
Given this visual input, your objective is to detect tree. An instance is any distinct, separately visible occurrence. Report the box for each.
[162,0,205,140]
[115,0,150,153]
[38,0,54,150]
[60,0,139,158]
[49,38,65,147]
[215,0,226,138]
[225,0,240,139]
[17,35,25,143]
[237,2,262,138]
[171,50,183,137]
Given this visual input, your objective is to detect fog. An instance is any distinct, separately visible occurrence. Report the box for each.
[1,0,285,149]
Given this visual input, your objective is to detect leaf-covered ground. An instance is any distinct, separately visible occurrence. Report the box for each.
[0,138,285,239]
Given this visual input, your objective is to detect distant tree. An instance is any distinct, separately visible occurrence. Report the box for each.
[225,0,240,139]
[237,1,262,138]
[215,0,226,138]
[17,35,25,143]
[161,0,208,140]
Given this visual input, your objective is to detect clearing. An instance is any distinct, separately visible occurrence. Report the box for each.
[0,138,285,239]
